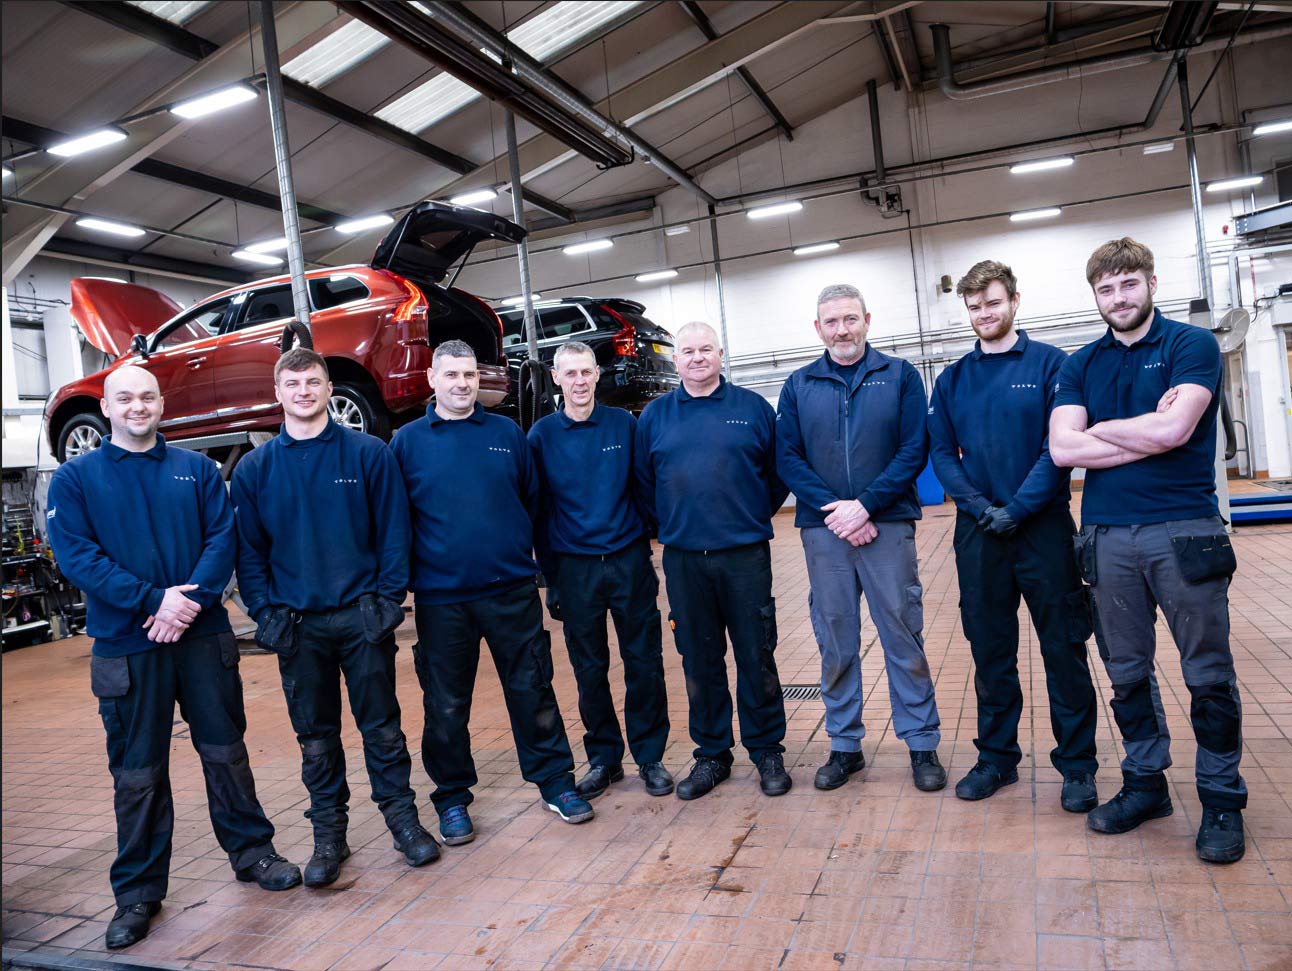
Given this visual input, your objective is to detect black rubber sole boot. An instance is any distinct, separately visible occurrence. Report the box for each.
[303,843,351,888]
[576,765,625,800]
[1196,809,1245,864]
[1087,788,1174,834]
[105,902,161,950]
[1060,774,1099,813]
[814,752,865,791]
[955,763,1018,801]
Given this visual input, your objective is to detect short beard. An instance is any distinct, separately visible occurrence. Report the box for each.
[1104,299,1154,333]
[972,313,1014,343]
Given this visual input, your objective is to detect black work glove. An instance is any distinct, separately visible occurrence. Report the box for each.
[545,585,563,622]
[978,504,1020,537]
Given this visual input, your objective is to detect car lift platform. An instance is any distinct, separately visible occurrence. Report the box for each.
[1231,492,1292,525]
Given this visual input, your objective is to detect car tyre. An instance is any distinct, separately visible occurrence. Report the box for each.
[329,382,390,440]
[57,412,109,463]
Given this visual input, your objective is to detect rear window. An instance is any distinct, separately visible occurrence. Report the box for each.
[239,285,292,327]
[541,306,592,339]
[310,275,370,310]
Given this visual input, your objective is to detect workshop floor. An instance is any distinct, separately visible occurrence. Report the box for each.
[4,497,1291,971]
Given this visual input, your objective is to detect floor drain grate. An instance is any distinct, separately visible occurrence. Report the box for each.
[782,684,822,701]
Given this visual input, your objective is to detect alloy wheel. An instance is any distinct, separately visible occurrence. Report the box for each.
[66,424,103,458]
[328,395,366,433]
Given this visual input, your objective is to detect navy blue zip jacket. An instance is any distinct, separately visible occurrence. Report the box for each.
[45,436,233,657]
[230,419,410,620]
[635,377,789,551]
[391,403,539,603]
[528,404,645,574]
[928,330,1070,522]
[776,345,928,527]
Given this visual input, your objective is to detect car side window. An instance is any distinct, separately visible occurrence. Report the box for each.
[153,299,231,350]
[234,284,293,330]
[309,276,370,310]
[499,309,542,349]
[539,306,592,339]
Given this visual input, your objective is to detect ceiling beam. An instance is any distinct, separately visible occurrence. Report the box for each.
[41,236,253,285]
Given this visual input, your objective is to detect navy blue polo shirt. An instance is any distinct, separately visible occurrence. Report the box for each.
[1055,309,1221,525]
[45,436,234,657]
[635,377,789,551]
[391,403,539,603]
[528,404,645,570]
[928,330,1070,521]
[230,420,410,619]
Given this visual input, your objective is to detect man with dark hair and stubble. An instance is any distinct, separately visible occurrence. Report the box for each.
[1051,237,1247,863]
[231,348,439,887]
[928,260,1099,810]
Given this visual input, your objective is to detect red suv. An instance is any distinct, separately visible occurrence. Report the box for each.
[46,202,524,463]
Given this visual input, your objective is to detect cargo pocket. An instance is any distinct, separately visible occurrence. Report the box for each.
[758,600,782,702]
[530,630,556,690]
[359,594,405,644]
[1167,525,1237,584]
[1066,589,1093,644]
[90,656,130,699]
[217,631,240,669]
[1073,529,1098,586]
[256,606,299,658]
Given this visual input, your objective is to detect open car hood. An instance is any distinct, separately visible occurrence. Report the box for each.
[370,201,526,285]
[69,278,183,357]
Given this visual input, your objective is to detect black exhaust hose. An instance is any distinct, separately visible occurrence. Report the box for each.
[518,357,556,431]
[278,320,314,353]
[1220,359,1236,462]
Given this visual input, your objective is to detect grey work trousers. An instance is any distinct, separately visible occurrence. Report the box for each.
[801,522,941,752]
[1078,517,1247,810]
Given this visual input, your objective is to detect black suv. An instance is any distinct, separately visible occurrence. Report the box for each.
[497,297,679,415]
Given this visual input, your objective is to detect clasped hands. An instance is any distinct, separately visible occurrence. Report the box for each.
[142,584,202,643]
[821,499,878,546]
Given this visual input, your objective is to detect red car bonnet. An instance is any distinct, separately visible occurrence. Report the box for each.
[69,278,184,357]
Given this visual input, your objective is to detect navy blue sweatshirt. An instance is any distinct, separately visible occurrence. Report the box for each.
[634,378,789,551]
[45,436,233,657]
[391,404,539,603]
[776,346,929,527]
[528,405,645,572]
[230,420,410,619]
[928,330,1070,522]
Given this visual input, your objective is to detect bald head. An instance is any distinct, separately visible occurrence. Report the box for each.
[103,365,160,398]
[675,320,719,346]
[100,365,164,450]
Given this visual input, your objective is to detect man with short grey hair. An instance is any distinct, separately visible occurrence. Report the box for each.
[777,285,945,792]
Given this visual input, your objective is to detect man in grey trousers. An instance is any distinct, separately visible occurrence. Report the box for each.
[776,284,944,792]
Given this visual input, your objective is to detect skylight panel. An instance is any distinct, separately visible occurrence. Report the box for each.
[126,1,210,25]
[282,19,392,88]
[375,72,480,134]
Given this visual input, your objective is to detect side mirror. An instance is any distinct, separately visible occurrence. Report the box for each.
[130,334,150,359]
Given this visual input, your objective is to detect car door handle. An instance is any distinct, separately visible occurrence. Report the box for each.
[186,357,207,368]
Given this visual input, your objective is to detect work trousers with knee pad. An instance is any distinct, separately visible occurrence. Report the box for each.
[953,507,1099,775]
[1077,517,1247,810]
[661,541,786,767]
[412,581,576,812]
[801,522,941,753]
[91,631,277,906]
[553,538,669,768]
[276,603,419,840]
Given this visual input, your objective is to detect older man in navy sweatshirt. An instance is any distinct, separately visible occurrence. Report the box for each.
[635,321,791,801]
[392,339,589,843]
[928,261,1098,811]
[231,348,438,888]
[529,340,672,801]
[45,366,298,951]
[777,284,944,793]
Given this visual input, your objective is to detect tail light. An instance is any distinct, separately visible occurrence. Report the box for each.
[376,269,426,322]
[603,303,638,358]
[458,290,507,359]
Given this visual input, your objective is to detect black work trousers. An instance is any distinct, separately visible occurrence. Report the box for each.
[953,506,1099,776]
[276,603,418,841]
[90,631,277,906]
[412,581,576,813]
[661,541,786,767]
[553,538,669,768]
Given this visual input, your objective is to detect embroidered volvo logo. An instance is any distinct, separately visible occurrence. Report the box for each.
[602,444,623,452]
[334,477,359,484]
[858,381,887,388]
[173,474,197,482]
[725,419,750,426]
[1010,383,1038,390]
[488,446,511,454]
[1143,361,1164,370]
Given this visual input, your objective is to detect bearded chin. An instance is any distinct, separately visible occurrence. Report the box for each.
[1105,300,1154,332]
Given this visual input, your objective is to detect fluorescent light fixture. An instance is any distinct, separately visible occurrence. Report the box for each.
[47,128,127,157]
[1009,156,1074,174]
[1,166,11,179]
[450,187,498,206]
[1009,207,1062,222]
[563,238,614,256]
[501,294,543,305]
[794,242,840,256]
[76,217,146,238]
[1253,119,1292,136]
[283,19,391,88]
[747,200,803,220]
[1143,142,1175,155]
[245,237,289,253]
[1206,175,1264,192]
[335,214,394,234]
[232,249,284,265]
[126,0,210,25]
[663,225,691,236]
[170,84,258,119]
[636,269,678,282]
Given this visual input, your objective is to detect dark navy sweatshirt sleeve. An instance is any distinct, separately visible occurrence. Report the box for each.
[1006,351,1068,518]
[927,369,992,520]
[760,396,791,513]
[368,444,411,603]
[230,462,272,622]
[857,362,929,516]
[776,377,837,513]
[184,459,236,610]
[633,410,659,530]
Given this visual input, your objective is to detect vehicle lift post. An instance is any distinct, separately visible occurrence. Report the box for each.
[504,105,546,428]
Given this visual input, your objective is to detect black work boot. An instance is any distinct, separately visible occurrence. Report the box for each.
[236,852,303,890]
[676,758,730,801]
[393,823,441,867]
[955,761,1018,801]
[1196,808,1245,863]
[1061,772,1099,813]
[1087,779,1173,834]
[303,841,351,887]
[575,764,624,800]
[910,750,948,792]
[756,752,792,796]
[105,901,161,949]
[814,750,865,791]
[638,762,675,796]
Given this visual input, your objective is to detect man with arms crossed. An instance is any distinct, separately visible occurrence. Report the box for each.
[231,348,439,887]
[529,341,673,799]
[1051,237,1246,863]
[392,340,590,843]
[928,261,1099,808]
[46,366,299,951]
[636,321,792,800]
[777,285,945,793]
